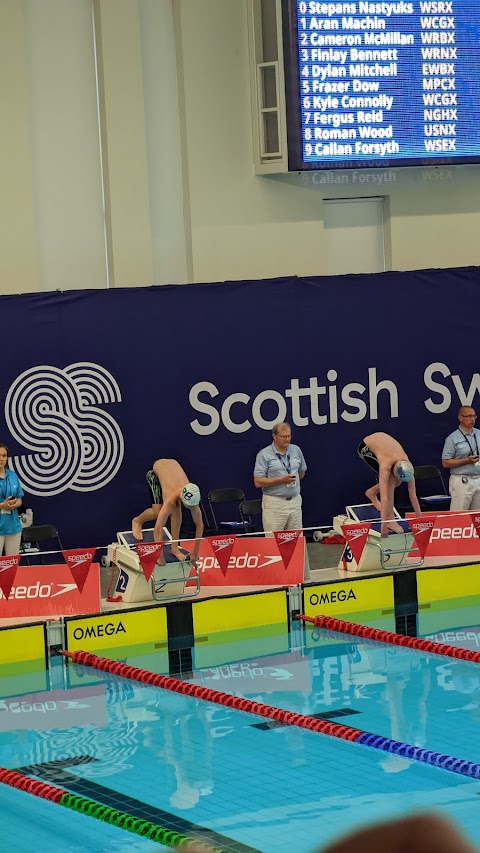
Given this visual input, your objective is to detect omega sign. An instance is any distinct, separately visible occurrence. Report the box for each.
[309,588,357,605]
[72,621,126,640]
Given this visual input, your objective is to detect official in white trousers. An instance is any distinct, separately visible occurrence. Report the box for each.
[442,406,480,511]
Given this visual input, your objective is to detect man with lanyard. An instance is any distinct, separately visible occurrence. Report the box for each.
[253,422,307,534]
[442,406,480,511]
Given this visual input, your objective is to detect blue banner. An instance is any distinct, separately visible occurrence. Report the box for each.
[1,267,479,548]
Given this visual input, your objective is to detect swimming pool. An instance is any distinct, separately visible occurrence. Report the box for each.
[2,601,480,852]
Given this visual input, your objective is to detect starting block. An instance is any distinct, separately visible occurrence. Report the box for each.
[105,528,200,603]
[333,503,416,572]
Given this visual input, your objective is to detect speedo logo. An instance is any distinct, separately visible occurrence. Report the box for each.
[197,553,282,571]
[137,544,160,555]
[345,527,369,539]
[426,630,480,646]
[413,522,433,533]
[72,621,126,640]
[430,523,480,540]
[277,532,298,543]
[0,699,88,713]
[0,558,17,570]
[211,538,235,550]
[0,582,78,600]
[67,552,93,564]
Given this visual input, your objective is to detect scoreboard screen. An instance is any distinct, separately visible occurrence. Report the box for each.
[283,0,480,169]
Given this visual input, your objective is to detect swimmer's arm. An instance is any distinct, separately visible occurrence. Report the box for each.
[189,505,204,562]
[407,479,422,517]
[376,468,392,535]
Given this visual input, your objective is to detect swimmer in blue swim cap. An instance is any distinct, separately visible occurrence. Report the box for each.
[358,432,421,538]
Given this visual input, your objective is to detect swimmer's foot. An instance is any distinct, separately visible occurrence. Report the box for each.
[171,546,185,561]
[132,518,143,540]
[387,521,404,534]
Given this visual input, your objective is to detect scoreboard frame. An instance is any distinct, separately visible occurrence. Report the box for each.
[281,0,480,171]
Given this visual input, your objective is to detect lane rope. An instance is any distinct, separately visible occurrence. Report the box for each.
[63,649,480,781]
[296,613,480,663]
[0,766,223,850]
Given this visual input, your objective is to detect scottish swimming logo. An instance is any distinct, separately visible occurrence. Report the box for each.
[5,363,124,496]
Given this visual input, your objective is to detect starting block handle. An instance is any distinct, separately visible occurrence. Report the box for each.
[370,538,424,570]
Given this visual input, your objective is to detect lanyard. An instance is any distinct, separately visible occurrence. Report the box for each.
[458,429,479,456]
[276,452,291,474]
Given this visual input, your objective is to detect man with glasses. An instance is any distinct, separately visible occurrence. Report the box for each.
[442,406,480,511]
[253,422,307,534]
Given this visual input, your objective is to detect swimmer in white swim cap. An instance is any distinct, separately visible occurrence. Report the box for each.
[132,459,203,563]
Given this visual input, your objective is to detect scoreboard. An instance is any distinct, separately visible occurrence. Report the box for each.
[283,0,480,169]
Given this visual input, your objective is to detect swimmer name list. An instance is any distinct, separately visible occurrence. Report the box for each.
[297,0,463,163]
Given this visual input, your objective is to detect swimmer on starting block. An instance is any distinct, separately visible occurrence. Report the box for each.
[132,459,203,563]
[358,432,421,538]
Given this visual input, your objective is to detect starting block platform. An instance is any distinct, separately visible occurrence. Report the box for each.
[333,503,418,572]
[105,528,200,603]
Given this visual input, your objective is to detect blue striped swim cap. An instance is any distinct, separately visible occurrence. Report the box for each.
[394,460,414,482]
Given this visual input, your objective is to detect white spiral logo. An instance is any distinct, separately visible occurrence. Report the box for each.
[4,363,124,496]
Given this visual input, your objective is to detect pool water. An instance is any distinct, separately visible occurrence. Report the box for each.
[2,602,480,852]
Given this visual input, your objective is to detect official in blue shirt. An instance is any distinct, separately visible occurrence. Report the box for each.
[442,406,480,511]
[0,443,24,555]
[253,422,307,534]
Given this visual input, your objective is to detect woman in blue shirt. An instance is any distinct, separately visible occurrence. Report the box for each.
[0,444,24,555]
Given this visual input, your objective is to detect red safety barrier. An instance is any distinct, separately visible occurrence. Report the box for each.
[62,650,360,742]
[298,614,480,663]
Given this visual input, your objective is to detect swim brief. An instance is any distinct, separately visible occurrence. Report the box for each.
[357,440,379,475]
[146,469,163,505]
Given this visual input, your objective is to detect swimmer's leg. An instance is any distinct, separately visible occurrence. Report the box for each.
[132,505,161,540]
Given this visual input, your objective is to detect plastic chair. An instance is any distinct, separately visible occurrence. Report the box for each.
[198,500,216,537]
[178,499,215,538]
[21,524,64,563]
[239,499,263,533]
[413,465,451,511]
[207,488,246,533]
